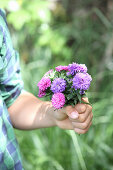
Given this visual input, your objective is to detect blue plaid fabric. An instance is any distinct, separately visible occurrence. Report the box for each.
[0,9,24,169]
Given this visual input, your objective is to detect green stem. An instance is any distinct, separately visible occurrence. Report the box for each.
[70,131,87,170]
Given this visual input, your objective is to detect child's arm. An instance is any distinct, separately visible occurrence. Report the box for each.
[8,91,93,134]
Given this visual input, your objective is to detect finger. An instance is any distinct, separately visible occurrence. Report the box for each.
[69,110,89,123]
[65,105,79,120]
[69,102,92,123]
[72,112,93,130]
[74,121,92,134]
[73,97,89,115]
[70,104,92,123]
[74,103,86,114]
[82,97,89,103]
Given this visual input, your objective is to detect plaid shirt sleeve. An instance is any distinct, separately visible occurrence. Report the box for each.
[0,9,24,169]
[0,9,24,108]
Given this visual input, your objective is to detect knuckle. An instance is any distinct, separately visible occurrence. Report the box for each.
[83,129,88,134]
[88,105,92,111]
[81,104,86,112]
[75,104,86,113]
[90,122,92,126]
[79,116,85,123]
[82,122,88,129]
[74,129,79,134]
[79,130,88,134]
[91,113,93,119]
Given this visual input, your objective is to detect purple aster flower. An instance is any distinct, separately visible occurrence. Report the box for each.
[67,63,78,75]
[55,65,69,72]
[37,77,51,91]
[79,90,85,95]
[51,78,66,93]
[76,64,87,73]
[67,62,88,76]
[52,93,65,109]
[72,73,92,91]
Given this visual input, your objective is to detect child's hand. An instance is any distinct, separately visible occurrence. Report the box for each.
[8,91,92,132]
[53,98,93,134]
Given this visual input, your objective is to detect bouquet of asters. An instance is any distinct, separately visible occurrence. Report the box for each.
[37,63,92,109]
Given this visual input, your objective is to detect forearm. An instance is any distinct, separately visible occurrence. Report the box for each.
[8,91,56,130]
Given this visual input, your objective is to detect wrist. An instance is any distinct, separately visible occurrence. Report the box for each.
[45,101,57,127]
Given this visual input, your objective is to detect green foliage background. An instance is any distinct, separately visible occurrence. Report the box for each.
[1,0,113,169]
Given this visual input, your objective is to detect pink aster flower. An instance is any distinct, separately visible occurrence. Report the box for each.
[55,65,69,72]
[52,93,65,109]
[43,69,53,77]
[37,77,51,91]
[38,90,46,98]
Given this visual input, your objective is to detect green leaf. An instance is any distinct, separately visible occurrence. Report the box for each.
[66,93,74,100]
[74,99,77,105]
[77,93,82,103]
[0,56,4,70]
[81,100,92,106]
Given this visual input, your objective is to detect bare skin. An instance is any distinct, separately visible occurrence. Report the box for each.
[8,91,93,134]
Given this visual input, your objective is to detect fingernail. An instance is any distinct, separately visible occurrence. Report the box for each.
[70,111,79,119]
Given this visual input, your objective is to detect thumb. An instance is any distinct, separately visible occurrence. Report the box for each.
[53,105,79,121]
[65,105,79,120]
